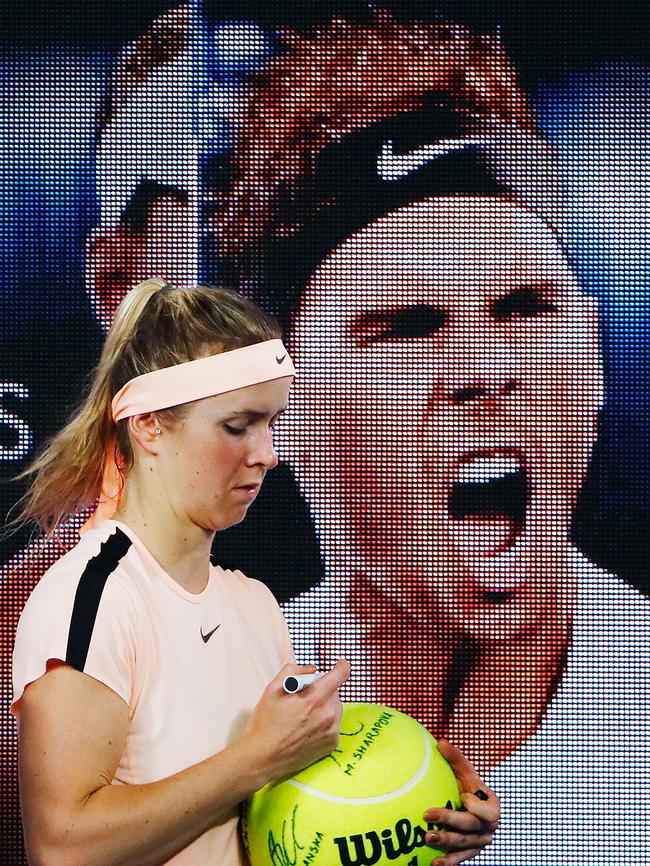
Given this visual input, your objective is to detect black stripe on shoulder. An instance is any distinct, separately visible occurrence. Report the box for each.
[65,528,133,672]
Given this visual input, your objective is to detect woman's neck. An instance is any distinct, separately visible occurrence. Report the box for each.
[113,480,214,595]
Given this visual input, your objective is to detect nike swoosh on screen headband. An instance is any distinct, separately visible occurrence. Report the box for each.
[377,136,491,180]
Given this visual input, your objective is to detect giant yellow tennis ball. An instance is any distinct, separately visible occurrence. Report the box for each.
[242,703,461,866]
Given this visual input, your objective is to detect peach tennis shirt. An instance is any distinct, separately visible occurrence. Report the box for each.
[12,519,295,865]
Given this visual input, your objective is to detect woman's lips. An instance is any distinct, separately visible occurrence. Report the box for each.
[232,483,261,499]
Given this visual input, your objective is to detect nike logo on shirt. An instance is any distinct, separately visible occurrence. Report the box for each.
[200,624,221,643]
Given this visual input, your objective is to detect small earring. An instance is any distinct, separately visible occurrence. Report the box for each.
[154,427,162,434]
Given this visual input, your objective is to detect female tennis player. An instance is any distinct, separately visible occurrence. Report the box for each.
[12,279,498,865]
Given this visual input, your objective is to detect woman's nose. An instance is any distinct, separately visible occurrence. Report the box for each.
[248,429,278,469]
[264,446,279,470]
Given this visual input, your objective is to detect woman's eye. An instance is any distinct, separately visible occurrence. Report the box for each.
[493,287,559,320]
[224,423,247,436]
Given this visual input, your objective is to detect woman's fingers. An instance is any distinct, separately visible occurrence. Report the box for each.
[436,738,483,790]
[425,737,500,864]
[459,789,500,826]
[426,827,494,852]
[435,738,500,825]
[424,805,496,835]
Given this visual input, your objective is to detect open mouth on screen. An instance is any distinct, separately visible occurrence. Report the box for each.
[447,450,529,565]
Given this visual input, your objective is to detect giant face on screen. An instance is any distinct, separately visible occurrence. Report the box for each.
[204,25,650,842]
[3,6,648,865]
[285,195,602,641]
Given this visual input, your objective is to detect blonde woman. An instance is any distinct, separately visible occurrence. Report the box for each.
[11,279,498,866]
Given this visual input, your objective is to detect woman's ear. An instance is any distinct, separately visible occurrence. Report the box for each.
[127,413,163,455]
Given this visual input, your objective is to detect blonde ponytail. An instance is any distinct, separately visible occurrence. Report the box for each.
[12,279,279,534]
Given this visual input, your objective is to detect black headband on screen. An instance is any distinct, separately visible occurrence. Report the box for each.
[242,104,564,321]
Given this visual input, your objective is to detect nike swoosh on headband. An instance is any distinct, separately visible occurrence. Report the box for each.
[377,136,491,181]
[200,624,221,643]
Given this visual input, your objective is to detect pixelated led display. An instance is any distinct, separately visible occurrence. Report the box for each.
[1,3,649,864]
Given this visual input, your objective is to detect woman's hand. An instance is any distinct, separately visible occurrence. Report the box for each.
[423,739,500,866]
[243,660,351,785]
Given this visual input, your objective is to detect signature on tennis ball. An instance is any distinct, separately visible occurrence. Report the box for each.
[267,803,453,866]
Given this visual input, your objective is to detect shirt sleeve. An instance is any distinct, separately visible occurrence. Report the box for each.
[245,575,296,666]
[11,565,138,715]
[269,594,296,666]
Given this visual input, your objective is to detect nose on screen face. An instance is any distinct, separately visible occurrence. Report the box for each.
[437,336,519,405]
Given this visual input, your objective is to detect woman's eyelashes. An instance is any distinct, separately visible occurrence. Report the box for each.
[224,423,247,436]
[223,417,280,437]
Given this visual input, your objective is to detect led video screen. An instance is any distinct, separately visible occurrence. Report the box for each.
[1,2,649,864]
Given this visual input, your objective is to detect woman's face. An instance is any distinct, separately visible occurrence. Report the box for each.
[284,197,603,641]
[156,377,291,532]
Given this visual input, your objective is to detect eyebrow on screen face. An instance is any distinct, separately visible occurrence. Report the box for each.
[349,283,563,343]
[120,180,189,234]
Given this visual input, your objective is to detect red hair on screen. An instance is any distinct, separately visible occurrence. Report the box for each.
[219,12,537,263]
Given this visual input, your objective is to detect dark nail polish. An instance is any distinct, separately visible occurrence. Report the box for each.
[474,789,489,801]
